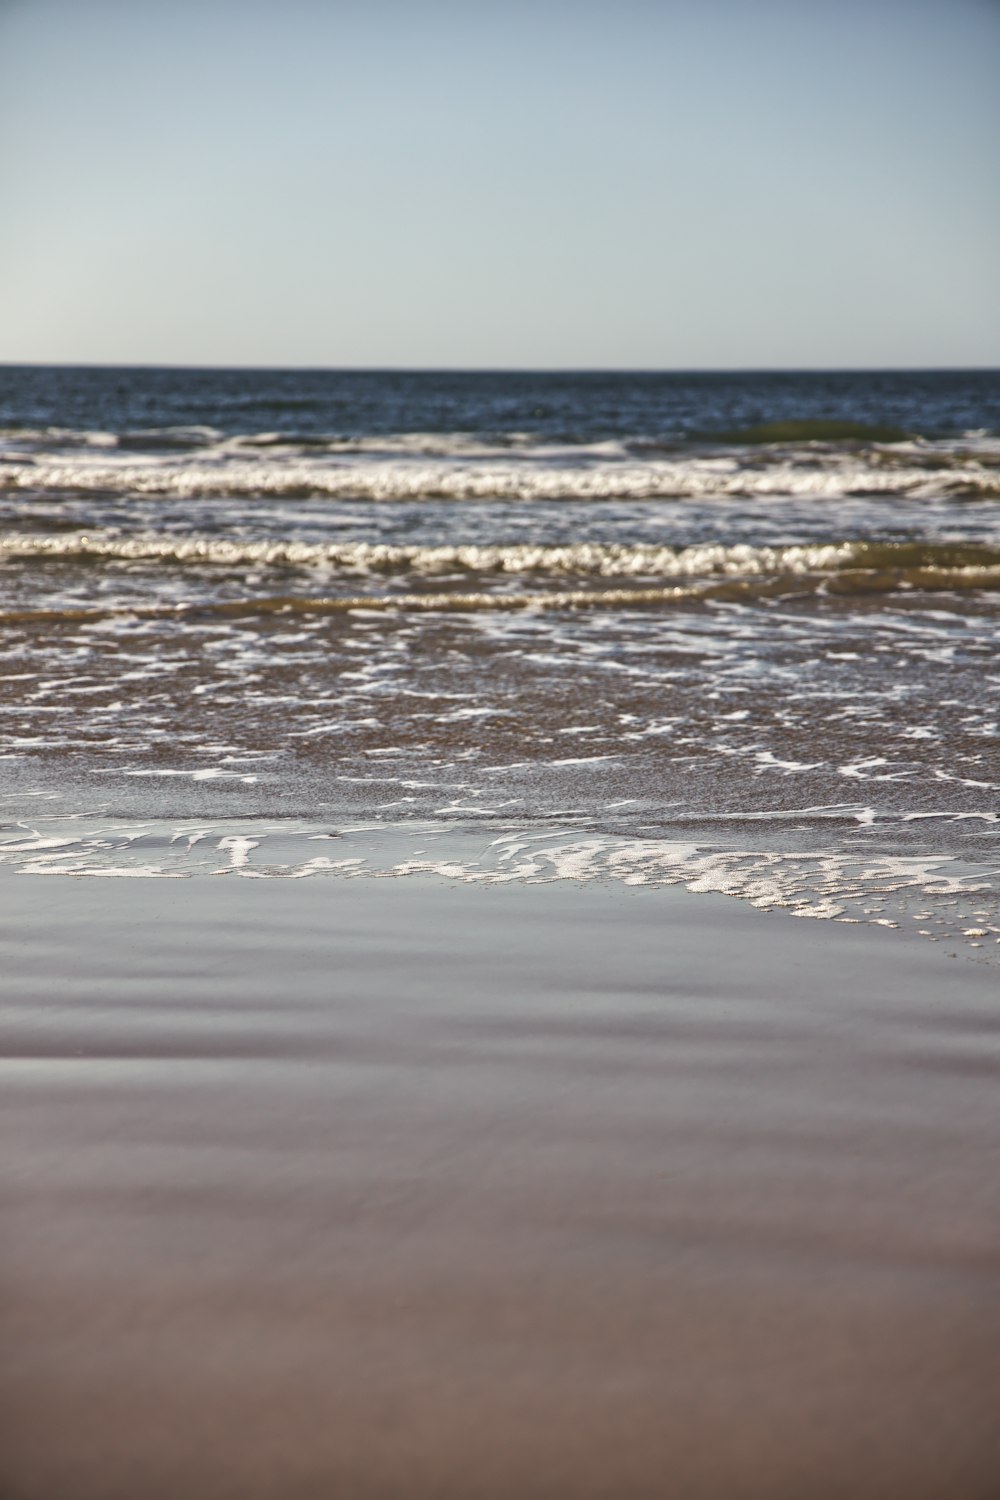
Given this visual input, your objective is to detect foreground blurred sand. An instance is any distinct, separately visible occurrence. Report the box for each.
[2,874,999,1499]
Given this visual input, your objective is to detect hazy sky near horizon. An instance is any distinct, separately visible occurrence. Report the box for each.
[1,0,998,369]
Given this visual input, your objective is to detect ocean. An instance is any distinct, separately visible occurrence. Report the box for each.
[1,365,998,949]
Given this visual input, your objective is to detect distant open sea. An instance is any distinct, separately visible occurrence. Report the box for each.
[1,365,998,950]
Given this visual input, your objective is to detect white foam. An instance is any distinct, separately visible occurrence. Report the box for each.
[216,836,259,870]
[3,820,993,956]
[0,533,862,576]
[4,439,999,504]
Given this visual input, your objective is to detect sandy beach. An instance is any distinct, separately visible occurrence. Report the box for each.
[2,871,998,1499]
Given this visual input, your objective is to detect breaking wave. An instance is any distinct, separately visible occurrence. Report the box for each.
[3,430,1000,502]
[5,532,1000,579]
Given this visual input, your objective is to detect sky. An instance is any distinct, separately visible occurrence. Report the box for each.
[1,0,998,369]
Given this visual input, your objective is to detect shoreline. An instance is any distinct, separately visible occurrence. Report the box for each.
[2,807,997,964]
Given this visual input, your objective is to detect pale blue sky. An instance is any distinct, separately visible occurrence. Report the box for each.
[1,0,997,368]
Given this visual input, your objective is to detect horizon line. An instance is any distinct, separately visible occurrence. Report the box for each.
[1,361,998,376]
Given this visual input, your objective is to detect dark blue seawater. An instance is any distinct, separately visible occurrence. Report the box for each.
[1,366,998,950]
[1,364,997,443]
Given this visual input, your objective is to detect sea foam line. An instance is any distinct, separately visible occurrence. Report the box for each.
[5,532,1000,579]
[0,534,861,574]
[4,450,1000,501]
[1,822,996,956]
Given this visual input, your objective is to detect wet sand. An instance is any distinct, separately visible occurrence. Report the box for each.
[2,873,999,1499]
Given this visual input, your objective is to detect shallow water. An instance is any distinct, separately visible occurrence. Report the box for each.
[1,366,998,948]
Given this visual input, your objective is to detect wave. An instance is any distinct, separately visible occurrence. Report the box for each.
[701,420,916,445]
[6,533,1000,578]
[3,415,996,451]
[0,424,225,450]
[4,448,1000,502]
[3,563,999,627]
